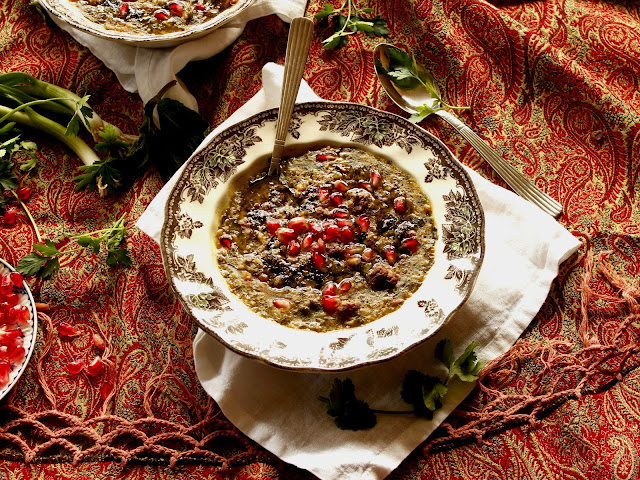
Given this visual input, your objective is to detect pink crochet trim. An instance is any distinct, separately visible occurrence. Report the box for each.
[426,250,640,451]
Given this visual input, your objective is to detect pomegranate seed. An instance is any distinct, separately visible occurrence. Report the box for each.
[87,356,103,376]
[316,152,338,162]
[219,234,233,248]
[0,359,9,386]
[312,252,326,269]
[7,339,25,365]
[4,293,18,307]
[2,208,16,225]
[266,218,281,235]
[195,1,205,10]
[384,245,397,265]
[100,381,114,400]
[9,305,29,325]
[324,223,340,241]
[0,275,11,293]
[394,197,407,214]
[334,180,349,192]
[318,187,331,203]
[276,227,297,243]
[93,333,106,350]
[288,217,308,235]
[356,215,370,232]
[313,238,326,253]
[370,169,381,188]
[168,1,184,15]
[322,295,339,313]
[0,326,21,345]
[323,282,337,296]
[358,181,372,191]
[302,233,314,250]
[155,10,169,21]
[336,219,354,228]
[9,272,23,288]
[331,208,349,219]
[66,359,85,375]
[340,226,354,243]
[338,278,352,292]
[330,192,343,206]
[309,221,323,237]
[57,322,80,337]
[119,3,129,15]
[273,298,292,310]
[287,240,301,257]
[16,187,33,202]
[401,237,419,254]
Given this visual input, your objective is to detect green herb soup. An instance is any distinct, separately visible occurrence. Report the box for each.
[216,147,437,332]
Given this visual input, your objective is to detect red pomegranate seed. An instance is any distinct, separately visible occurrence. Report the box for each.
[394,197,407,214]
[330,192,343,206]
[4,293,18,307]
[9,272,23,288]
[384,245,397,265]
[331,208,349,219]
[0,326,21,346]
[309,221,323,237]
[323,282,337,296]
[100,381,114,400]
[318,187,331,203]
[93,333,106,350]
[7,339,25,364]
[155,10,169,21]
[334,180,349,192]
[219,234,233,248]
[168,1,184,15]
[16,187,32,201]
[338,278,352,292]
[2,208,17,225]
[288,217,308,234]
[324,223,340,241]
[322,295,339,313]
[276,227,297,243]
[302,233,314,250]
[336,219,354,228]
[287,240,301,257]
[119,3,129,15]
[57,322,80,337]
[312,252,326,269]
[358,181,372,191]
[0,275,11,293]
[87,356,103,376]
[313,238,326,253]
[9,305,29,325]
[266,218,281,235]
[0,359,9,386]
[273,298,292,310]
[340,226,354,243]
[195,1,204,10]
[356,215,370,232]
[66,359,85,375]
[316,152,338,162]
[370,169,381,188]
[401,237,419,254]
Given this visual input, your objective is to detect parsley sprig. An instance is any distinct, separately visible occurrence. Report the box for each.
[315,0,389,49]
[375,47,470,123]
[320,339,484,430]
[16,213,132,279]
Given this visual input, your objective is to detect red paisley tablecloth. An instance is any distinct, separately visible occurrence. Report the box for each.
[1,0,640,478]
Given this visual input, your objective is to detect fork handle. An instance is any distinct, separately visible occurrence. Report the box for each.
[268,17,314,175]
[435,109,562,218]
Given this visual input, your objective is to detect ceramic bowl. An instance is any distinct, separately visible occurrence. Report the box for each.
[160,101,485,371]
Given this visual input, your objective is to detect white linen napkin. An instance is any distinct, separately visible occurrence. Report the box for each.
[137,63,582,480]
[44,0,307,110]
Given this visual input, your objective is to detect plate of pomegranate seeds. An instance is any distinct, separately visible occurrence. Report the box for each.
[0,258,38,400]
[161,102,485,372]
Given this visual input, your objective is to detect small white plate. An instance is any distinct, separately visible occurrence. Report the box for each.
[0,258,38,401]
[160,101,485,372]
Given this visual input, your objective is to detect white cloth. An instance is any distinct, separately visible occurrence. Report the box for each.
[46,0,307,110]
[137,63,582,480]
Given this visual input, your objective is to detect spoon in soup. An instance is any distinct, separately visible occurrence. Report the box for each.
[252,17,314,184]
[373,43,562,218]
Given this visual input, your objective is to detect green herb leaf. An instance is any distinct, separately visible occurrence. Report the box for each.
[314,3,335,21]
[317,0,388,50]
[325,378,377,430]
[401,369,447,419]
[16,251,50,276]
[437,339,485,382]
[33,239,62,257]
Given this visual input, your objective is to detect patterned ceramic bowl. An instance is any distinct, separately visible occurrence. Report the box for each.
[160,102,485,372]
[38,0,257,48]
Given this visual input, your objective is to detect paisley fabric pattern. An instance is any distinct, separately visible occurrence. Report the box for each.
[1,0,640,478]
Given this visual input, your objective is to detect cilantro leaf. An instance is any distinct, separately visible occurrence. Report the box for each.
[401,370,447,419]
[325,378,377,430]
[436,339,485,382]
[16,252,50,276]
[317,0,388,50]
[33,239,62,257]
[314,3,335,21]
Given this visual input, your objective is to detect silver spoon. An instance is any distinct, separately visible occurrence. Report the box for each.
[373,43,562,218]
[252,17,314,183]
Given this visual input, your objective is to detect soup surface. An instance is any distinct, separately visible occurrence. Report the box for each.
[69,0,238,35]
[216,146,437,332]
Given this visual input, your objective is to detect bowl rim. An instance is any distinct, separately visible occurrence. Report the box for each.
[160,100,486,372]
[38,0,258,48]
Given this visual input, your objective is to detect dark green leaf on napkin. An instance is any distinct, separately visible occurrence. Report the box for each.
[325,378,377,430]
[436,339,485,383]
[401,370,447,419]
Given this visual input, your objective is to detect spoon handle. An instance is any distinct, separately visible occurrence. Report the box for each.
[435,110,563,218]
[268,17,314,176]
